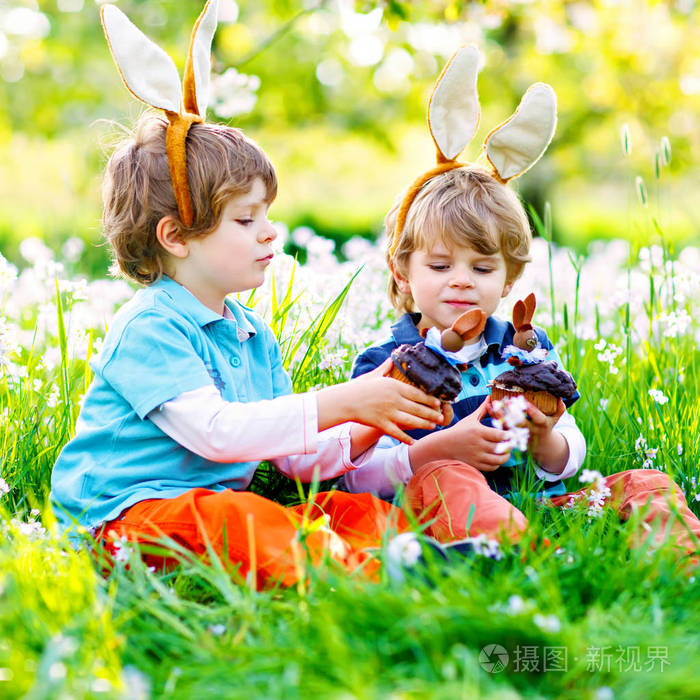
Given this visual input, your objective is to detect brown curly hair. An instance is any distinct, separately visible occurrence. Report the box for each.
[102,114,277,284]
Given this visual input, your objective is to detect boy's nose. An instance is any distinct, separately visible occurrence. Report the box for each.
[260,220,277,243]
[449,267,474,288]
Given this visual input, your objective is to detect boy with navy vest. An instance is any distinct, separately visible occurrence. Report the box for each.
[345,166,700,561]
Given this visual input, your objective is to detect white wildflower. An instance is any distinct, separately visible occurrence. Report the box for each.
[466,533,503,560]
[579,469,604,484]
[61,236,85,263]
[506,595,526,613]
[120,666,151,700]
[0,478,9,496]
[318,352,346,371]
[596,342,623,374]
[209,67,260,118]
[111,534,133,564]
[10,518,47,539]
[577,470,611,519]
[658,309,692,337]
[491,396,530,454]
[648,389,669,405]
[533,613,561,633]
[91,678,113,693]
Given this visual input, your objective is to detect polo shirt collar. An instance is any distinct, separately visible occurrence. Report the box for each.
[483,316,511,352]
[391,312,511,352]
[224,297,257,339]
[390,312,423,346]
[151,276,256,339]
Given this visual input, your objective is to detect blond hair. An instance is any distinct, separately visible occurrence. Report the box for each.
[102,114,277,285]
[386,165,531,314]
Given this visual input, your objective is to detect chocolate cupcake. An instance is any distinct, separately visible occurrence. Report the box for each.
[490,361,577,415]
[388,308,487,403]
[390,343,462,402]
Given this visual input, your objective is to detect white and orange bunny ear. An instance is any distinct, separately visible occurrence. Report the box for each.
[101,1,219,227]
[389,48,557,259]
[101,4,182,113]
[428,45,481,163]
[391,46,480,256]
[183,0,219,116]
[484,83,557,183]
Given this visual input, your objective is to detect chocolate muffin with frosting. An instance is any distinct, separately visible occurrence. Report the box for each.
[490,360,577,415]
[390,343,462,402]
[388,308,487,403]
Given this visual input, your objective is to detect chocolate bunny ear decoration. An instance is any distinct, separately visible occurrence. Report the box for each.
[101,0,219,227]
[512,292,538,350]
[440,308,487,352]
[389,46,557,257]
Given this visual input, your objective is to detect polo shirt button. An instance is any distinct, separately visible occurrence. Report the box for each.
[469,374,480,386]
[230,356,241,368]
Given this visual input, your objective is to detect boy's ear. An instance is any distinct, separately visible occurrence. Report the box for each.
[389,260,411,294]
[501,281,514,298]
[156,216,189,258]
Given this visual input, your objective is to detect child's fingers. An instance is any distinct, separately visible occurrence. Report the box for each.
[360,358,395,379]
[401,400,443,424]
[395,382,441,409]
[554,398,566,420]
[475,400,490,420]
[524,401,547,425]
[375,358,396,377]
[380,421,415,445]
[440,402,454,425]
[478,425,511,443]
[472,451,510,471]
[392,410,438,432]
[480,438,512,463]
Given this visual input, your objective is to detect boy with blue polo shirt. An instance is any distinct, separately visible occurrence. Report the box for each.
[50,116,446,586]
[50,1,446,587]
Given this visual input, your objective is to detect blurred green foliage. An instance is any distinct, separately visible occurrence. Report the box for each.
[1,0,699,276]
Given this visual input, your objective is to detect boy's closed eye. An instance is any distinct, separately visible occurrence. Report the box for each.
[427,263,495,273]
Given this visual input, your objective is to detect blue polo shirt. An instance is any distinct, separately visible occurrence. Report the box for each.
[50,276,292,531]
[352,312,580,496]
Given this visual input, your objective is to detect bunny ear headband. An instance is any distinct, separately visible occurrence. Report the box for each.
[389,45,557,257]
[101,0,219,227]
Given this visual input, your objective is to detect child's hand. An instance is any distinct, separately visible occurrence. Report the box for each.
[525,398,570,474]
[442,399,513,472]
[525,398,565,449]
[353,359,446,444]
[317,359,446,445]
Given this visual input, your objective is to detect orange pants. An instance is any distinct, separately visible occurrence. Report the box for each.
[405,461,700,559]
[100,488,409,588]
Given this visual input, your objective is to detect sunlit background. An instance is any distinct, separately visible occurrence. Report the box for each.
[0,0,699,278]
